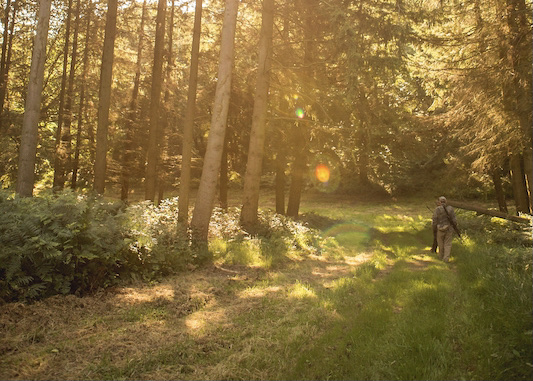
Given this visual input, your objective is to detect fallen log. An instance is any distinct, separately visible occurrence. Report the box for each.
[447,200,532,225]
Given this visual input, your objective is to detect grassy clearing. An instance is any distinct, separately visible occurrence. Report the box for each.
[1,194,531,380]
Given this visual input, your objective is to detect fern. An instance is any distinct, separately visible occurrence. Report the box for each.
[23,283,46,300]
[0,190,194,302]
[5,253,21,281]
[13,275,34,287]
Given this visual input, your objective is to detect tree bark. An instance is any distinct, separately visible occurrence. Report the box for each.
[219,135,228,210]
[71,0,93,190]
[191,0,239,242]
[59,0,81,188]
[491,168,508,214]
[509,153,530,214]
[240,0,274,228]
[94,0,118,194]
[0,0,16,129]
[52,0,73,190]
[16,0,52,197]
[120,0,146,200]
[275,140,286,215]
[286,124,307,218]
[178,0,203,225]
[144,0,166,201]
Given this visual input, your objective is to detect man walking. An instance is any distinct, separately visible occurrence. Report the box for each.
[432,196,458,263]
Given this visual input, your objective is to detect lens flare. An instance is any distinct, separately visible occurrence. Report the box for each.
[309,153,341,193]
[315,164,330,183]
[295,108,305,119]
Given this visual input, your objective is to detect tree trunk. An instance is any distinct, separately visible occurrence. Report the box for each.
[357,121,372,187]
[52,0,73,190]
[219,135,228,210]
[523,148,532,210]
[240,0,274,229]
[446,200,530,224]
[71,0,93,190]
[144,0,166,201]
[156,0,176,204]
[286,125,307,218]
[286,0,314,218]
[0,0,16,129]
[178,0,203,224]
[274,11,290,216]
[16,0,52,197]
[94,0,118,194]
[491,168,508,214]
[275,141,286,215]
[60,0,81,188]
[509,153,530,214]
[120,0,146,200]
[505,0,532,214]
[0,0,11,109]
[191,0,239,242]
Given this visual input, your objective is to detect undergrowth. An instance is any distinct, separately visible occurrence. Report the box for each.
[209,207,321,268]
[0,191,321,303]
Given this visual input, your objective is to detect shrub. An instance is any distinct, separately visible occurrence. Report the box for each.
[124,197,195,276]
[0,190,129,302]
[208,207,322,268]
[0,192,194,303]
[0,193,322,302]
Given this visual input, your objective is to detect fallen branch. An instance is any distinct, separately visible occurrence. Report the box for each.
[448,200,532,225]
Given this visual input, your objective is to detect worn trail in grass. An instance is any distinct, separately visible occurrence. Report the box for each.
[1,196,531,380]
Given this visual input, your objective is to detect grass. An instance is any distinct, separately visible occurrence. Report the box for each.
[0,193,531,380]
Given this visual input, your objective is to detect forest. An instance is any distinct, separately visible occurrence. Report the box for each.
[0,0,530,213]
[0,0,532,379]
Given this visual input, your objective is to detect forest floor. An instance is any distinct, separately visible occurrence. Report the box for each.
[1,193,531,380]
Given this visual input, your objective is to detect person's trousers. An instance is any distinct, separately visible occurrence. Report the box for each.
[437,229,453,262]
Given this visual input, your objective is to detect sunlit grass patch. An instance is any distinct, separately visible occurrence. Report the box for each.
[288,281,317,300]
[209,208,324,269]
[120,305,168,323]
[238,284,282,299]
[374,213,429,232]
[289,253,460,380]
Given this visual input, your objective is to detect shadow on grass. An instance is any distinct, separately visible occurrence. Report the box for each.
[297,212,345,230]
[284,226,532,381]
[285,258,459,380]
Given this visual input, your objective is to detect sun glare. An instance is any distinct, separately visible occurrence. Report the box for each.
[315,164,330,183]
